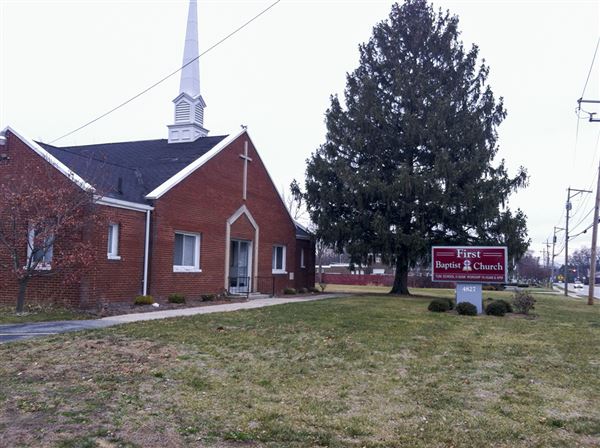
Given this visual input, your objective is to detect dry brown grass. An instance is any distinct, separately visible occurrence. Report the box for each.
[1,292,600,447]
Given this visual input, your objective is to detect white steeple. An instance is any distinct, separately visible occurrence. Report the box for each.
[168,0,208,143]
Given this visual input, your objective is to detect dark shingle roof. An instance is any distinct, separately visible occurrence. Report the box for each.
[295,222,312,240]
[38,136,228,204]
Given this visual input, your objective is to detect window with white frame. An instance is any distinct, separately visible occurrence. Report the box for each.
[173,231,201,272]
[272,245,286,273]
[300,248,306,268]
[27,227,54,269]
[107,223,120,259]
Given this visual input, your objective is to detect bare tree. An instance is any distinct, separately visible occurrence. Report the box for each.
[282,180,309,224]
[515,251,550,284]
[0,159,102,312]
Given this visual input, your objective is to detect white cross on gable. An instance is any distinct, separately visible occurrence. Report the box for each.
[239,141,253,200]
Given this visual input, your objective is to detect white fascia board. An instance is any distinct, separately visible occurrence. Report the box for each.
[95,196,154,212]
[2,126,95,192]
[145,128,247,200]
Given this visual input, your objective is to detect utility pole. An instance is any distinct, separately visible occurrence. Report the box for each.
[544,239,551,287]
[565,187,592,296]
[588,162,600,305]
[551,226,564,288]
[577,98,600,303]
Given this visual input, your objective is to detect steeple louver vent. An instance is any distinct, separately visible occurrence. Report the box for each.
[195,104,203,124]
[175,101,191,123]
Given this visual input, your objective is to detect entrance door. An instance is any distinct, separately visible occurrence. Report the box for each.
[229,240,252,293]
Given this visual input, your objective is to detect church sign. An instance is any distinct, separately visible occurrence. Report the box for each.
[431,246,507,283]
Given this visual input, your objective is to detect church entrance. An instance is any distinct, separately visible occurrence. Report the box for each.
[229,239,252,294]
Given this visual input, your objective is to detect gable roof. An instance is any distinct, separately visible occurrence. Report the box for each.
[6,127,298,228]
[36,134,228,204]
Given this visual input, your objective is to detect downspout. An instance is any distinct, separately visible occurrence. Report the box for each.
[143,209,151,296]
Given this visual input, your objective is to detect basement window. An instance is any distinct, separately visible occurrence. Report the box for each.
[173,231,201,272]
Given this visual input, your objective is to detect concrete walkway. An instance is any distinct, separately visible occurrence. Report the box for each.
[0,294,346,344]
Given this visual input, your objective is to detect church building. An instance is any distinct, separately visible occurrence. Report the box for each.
[0,0,315,308]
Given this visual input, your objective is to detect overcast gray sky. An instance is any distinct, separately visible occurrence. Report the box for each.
[1,0,599,262]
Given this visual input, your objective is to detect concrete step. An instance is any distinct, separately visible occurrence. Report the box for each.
[229,292,272,300]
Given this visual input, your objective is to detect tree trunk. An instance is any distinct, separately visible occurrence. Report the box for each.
[390,253,410,295]
[318,256,323,284]
[16,278,29,313]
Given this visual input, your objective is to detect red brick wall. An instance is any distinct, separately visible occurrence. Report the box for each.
[0,130,82,307]
[149,133,300,299]
[294,238,316,290]
[0,131,148,309]
[83,206,147,308]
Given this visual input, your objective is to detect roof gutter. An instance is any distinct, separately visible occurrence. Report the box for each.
[95,196,154,212]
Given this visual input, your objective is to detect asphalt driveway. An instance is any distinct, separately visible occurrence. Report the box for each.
[0,320,115,343]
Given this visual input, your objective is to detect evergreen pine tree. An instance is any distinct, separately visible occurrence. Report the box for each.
[298,0,529,294]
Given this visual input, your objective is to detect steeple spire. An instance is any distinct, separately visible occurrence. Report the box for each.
[180,0,200,97]
[168,0,208,143]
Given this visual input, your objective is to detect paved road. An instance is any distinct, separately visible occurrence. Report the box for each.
[0,294,347,344]
[555,283,600,299]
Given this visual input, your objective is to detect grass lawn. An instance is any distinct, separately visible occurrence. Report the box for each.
[1,291,600,447]
[0,305,90,324]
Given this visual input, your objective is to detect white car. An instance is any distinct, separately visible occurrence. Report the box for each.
[573,282,584,289]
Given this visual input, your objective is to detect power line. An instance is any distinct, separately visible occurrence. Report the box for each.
[580,37,600,100]
[570,206,595,232]
[574,38,600,166]
[567,130,600,228]
[49,0,282,144]
[570,220,597,240]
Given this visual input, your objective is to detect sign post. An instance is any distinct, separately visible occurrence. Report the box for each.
[432,246,508,314]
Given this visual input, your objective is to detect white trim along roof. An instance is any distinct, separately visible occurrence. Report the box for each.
[95,196,154,212]
[2,126,95,192]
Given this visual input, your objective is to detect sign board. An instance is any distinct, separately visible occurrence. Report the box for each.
[431,246,507,283]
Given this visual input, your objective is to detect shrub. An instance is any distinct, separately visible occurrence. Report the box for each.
[495,299,513,313]
[168,293,185,304]
[513,290,536,315]
[485,300,506,317]
[456,302,478,316]
[319,282,327,292]
[428,299,450,312]
[284,288,297,295]
[309,286,320,293]
[201,294,216,302]
[446,298,455,310]
[298,287,308,294]
[134,295,154,306]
